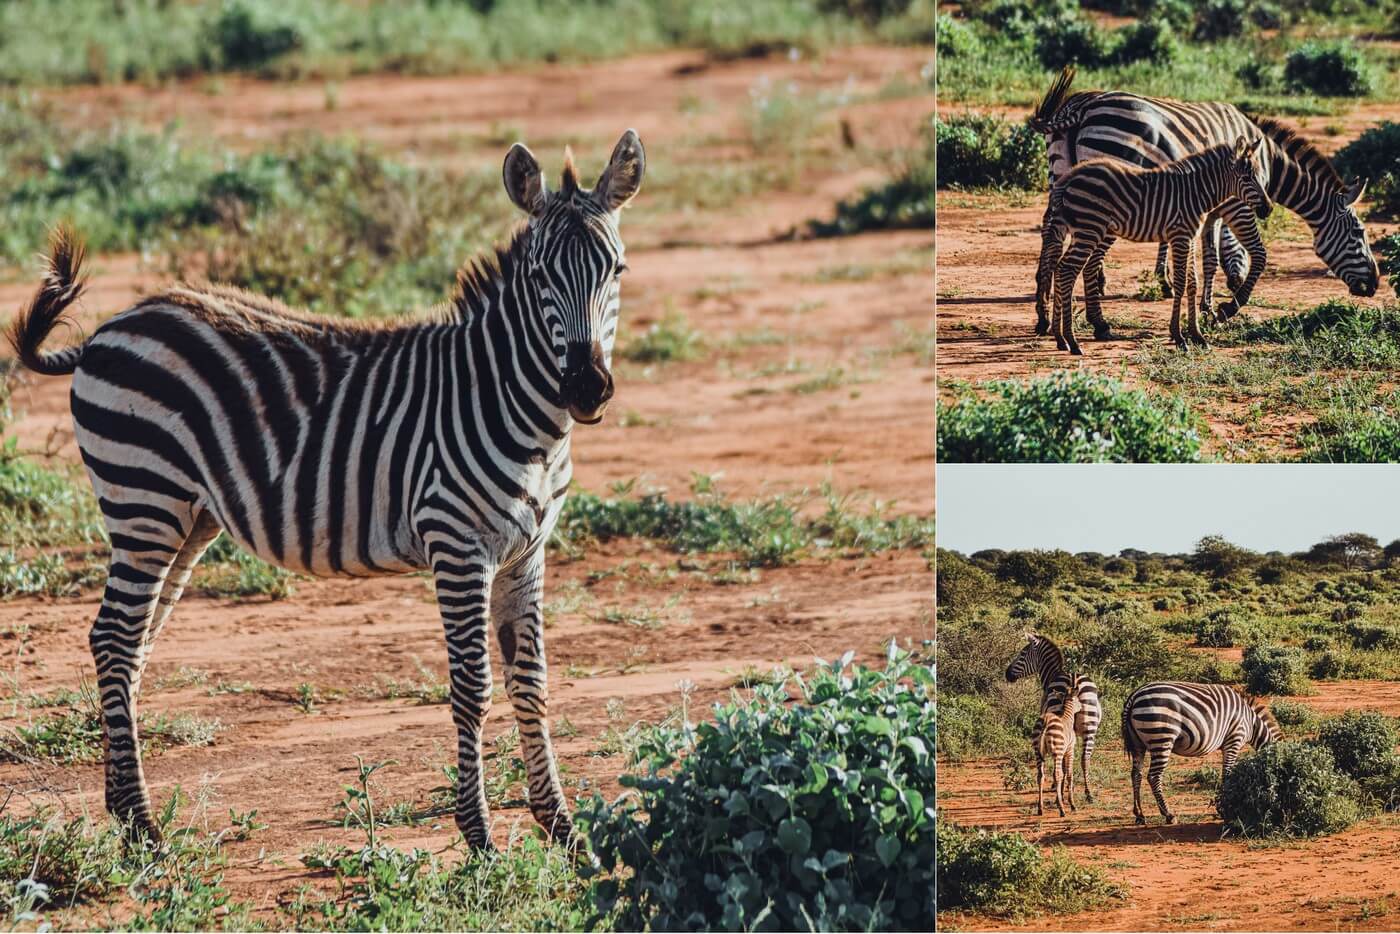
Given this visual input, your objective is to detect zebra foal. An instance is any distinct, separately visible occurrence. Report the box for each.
[1046,136,1273,354]
[1037,674,1086,818]
[6,130,646,850]
[1006,633,1101,806]
[1122,682,1282,825]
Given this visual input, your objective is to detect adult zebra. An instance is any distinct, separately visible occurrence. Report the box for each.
[1122,681,1282,825]
[1006,634,1101,805]
[6,130,646,850]
[1029,66,1378,339]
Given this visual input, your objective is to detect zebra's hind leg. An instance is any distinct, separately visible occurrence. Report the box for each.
[1034,209,1065,336]
[1220,223,1249,296]
[1053,237,1098,356]
[91,533,190,842]
[1154,242,1172,298]
[1130,750,1146,825]
[1083,237,1115,340]
[1147,746,1175,824]
[1078,724,1096,804]
[492,551,575,848]
[425,533,497,850]
[1186,234,1208,348]
[1051,752,1066,817]
[138,512,222,684]
[1035,750,1046,816]
[1168,236,1191,350]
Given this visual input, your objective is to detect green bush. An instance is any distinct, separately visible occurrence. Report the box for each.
[812,115,934,234]
[934,113,1047,191]
[937,550,1004,621]
[1315,710,1399,780]
[579,649,934,931]
[1193,0,1250,40]
[996,550,1080,589]
[1337,123,1400,219]
[936,820,1122,914]
[1241,644,1310,695]
[1111,18,1176,64]
[937,692,1025,760]
[937,372,1203,464]
[1283,41,1373,97]
[203,1,304,70]
[1034,14,1111,69]
[1270,699,1317,730]
[1218,742,1363,837]
[1195,609,1252,647]
[936,13,981,56]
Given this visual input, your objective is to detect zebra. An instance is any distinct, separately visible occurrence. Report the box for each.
[1122,681,1282,826]
[1036,673,1086,818]
[1045,136,1273,354]
[4,130,646,850]
[1006,633,1101,806]
[1029,66,1379,340]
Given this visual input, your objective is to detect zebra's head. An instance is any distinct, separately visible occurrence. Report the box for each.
[1228,136,1273,222]
[1315,178,1379,298]
[1006,633,1043,683]
[502,130,646,425]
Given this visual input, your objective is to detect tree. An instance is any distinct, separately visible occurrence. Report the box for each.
[1189,535,1259,578]
[995,549,1080,589]
[1383,539,1400,567]
[1304,533,1381,570]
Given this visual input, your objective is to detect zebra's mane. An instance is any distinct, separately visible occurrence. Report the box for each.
[1232,686,1282,733]
[1248,115,1344,189]
[451,222,530,319]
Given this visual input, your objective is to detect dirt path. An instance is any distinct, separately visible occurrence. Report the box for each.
[0,45,933,919]
[938,683,1400,932]
[935,100,1400,459]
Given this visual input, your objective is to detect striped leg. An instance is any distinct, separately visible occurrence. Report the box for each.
[427,535,497,850]
[1219,224,1249,295]
[491,551,574,846]
[1051,749,1066,817]
[1186,234,1207,348]
[1053,237,1097,356]
[1034,206,1064,336]
[1062,745,1076,813]
[1154,242,1172,298]
[1215,204,1266,321]
[1199,217,1221,326]
[1168,236,1191,350]
[1130,749,1146,825]
[92,535,187,840]
[1147,745,1175,824]
[1076,712,1096,803]
[138,513,222,683]
[1035,746,1046,816]
[1083,237,1115,340]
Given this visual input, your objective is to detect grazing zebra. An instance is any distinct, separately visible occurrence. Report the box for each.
[1036,673,1086,817]
[1006,633,1101,805]
[1122,682,1282,826]
[5,130,646,850]
[1029,66,1379,339]
[1045,136,1273,354]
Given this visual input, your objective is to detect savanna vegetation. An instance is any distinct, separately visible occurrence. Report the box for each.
[936,534,1400,919]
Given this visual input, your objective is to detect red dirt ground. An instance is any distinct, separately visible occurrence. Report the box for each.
[938,709,1400,933]
[0,44,933,920]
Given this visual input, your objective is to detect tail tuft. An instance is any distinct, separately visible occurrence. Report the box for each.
[6,224,88,376]
[1028,65,1077,134]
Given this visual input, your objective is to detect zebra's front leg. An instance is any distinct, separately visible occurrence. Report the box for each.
[1052,754,1066,817]
[1130,750,1146,825]
[1199,217,1221,327]
[1168,236,1191,350]
[1077,715,1096,804]
[1218,207,1266,321]
[1054,238,1097,356]
[427,537,498,850]
[1034,207,1065,336]
[491,551,574,847]
[1154,242,1172,298]
[1084,237,1115,341]
[1147,747,1174,824]
[1035,751,1045,816]
[1186,234,1208,348]
[1063,746,1077,813]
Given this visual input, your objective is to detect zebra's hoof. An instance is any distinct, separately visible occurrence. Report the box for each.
[1093,325,1113,341]
[1134,815,1146,826]
[1055,338,1068,351]
[1084,791,1094,803]
[1215,301,1239,322]
[1165,814,1176,825]
[1035,320,1051,337]
[1173,338,1188,351]
[1068,343,1083,356]
[1189,334,1209,349]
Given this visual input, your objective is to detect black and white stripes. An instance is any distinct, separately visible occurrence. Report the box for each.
[1041,137,1272,354]
[1122,681,1282,825]
[1006,633,1102,809]
[6,130,646,850]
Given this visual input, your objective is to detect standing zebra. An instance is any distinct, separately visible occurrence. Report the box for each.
[5,130,646,850]
[1122,682,1282,825]
[1037,673,1086,818]
[1029,66,1378,340]
[1045,136,1273,354]
[1006,634,1101,805]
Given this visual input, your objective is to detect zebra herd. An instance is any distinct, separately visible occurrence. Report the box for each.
[5,130,645,849]
[1007,634,1281,825]
[1031,66,1379,356]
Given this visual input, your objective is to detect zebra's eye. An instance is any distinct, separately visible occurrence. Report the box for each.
[615,262,628,277]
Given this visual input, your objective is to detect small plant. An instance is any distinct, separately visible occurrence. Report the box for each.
[1270,699,1317,730]
[1283,41,1373,97]
[578,647,934,930]
[294,682,320,714]
[934,113,1047,191]
[1219,741,1363,837]
[811,114,934,234]
[619,309,706,364]
[1241,643,1311,695]
[937,372,1203,463]
[1315,710,1399,780]
[936,819,1123,914]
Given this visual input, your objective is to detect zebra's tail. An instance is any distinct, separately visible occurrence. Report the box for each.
[1028,65,1078,134]
[6,225,89,376]
[1121,692,1144,757]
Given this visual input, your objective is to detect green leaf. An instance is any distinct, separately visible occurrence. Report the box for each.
[875,833,900,867]
[776,816,813,856]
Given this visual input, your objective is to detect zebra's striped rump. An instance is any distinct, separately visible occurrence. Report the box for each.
[6,130,647,850]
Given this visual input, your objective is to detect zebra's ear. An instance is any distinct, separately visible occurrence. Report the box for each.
[1344,177,1368,206]
[503,143,548,218]
[594,129,645,213]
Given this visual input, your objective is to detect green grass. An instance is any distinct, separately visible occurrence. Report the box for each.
[0,0,931,88]
[618,308,706,364]
[193,533,295,599]
[810,113,934,234]
[0,685,221,765]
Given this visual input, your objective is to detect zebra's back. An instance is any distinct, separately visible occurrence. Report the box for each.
[1123,681,1252,758]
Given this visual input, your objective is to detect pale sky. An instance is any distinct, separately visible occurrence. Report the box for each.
[937,465,1400,554]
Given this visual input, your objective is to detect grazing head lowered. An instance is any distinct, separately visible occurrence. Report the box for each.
[502,129,646,425]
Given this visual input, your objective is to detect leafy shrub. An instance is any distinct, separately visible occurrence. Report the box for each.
[937,372,1203,464]
[996,550,1080,589]
[1345,620,1400,651]
[1315,710,1399,780]
[937,692,1024,760]
[1270,699,1317,730]
[1283,41,1373,97]
[1337,123,1400,219]
[580,649,934,931]
[1034,14,1110,69]
[1073,618,1179,684]
[933,113,1047,191]
[1309,648,1388,680]
[203,1,303,71]
[1219,742,1363,837]
[936,820,1122,914]
[936,550,1003,621]
[1193,0,1250,40]
[1241,644,1310,695]
[1195,609,1252,647]
[812,114,934,234]
[936,615,1028,698]
[1111,18,1176,64]
[936,13,981,56]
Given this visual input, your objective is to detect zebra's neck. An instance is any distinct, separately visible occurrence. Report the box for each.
[1258,134,1337,227]
[1035,642,1067,691]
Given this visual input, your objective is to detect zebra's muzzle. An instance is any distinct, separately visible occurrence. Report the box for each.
[561,341,614,425]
